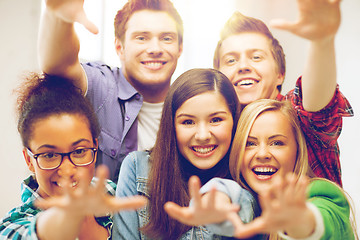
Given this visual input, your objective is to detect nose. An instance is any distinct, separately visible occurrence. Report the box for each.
[237,57,252,74]
[57,156,76,177]
[194,123,211,142]
[255,144,271,161]
[146,38,163,56]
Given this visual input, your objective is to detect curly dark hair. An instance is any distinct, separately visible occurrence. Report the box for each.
[14,72,100,148]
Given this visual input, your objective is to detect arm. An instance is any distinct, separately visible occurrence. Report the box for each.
[164,176,257,237]
[38,0,98,92]
[34,165,147,240]
[271,0,341,111]
[232,174,318,239]
[308,180,355,239]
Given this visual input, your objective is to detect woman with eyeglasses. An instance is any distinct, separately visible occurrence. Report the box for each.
[0,73,146,240]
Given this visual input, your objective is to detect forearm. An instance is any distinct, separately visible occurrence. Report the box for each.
[283,204,316,238]
[302,37,337,112]
[38,9,84,88]
[36,208,85,240]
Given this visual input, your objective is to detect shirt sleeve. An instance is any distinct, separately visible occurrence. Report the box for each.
[285,77,353,149]
[198,178,259,237]
[0,207,40,240]
[285,77,354,186]
[94,179,117,240]
[307,180,355,239]
[81,61,118,110]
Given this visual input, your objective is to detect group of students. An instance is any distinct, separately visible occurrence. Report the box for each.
[0,0,357,239]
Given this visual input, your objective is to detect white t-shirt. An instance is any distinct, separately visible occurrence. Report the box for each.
[137,101,163,151]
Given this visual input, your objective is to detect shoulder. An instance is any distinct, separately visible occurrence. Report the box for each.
[308,179,345,202]
[121,151,151,179]
[81,61,119,75]
[308,179,350,222]
[0,201,40,239]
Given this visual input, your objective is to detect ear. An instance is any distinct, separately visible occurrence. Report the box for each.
[276,72,285,91]
[93,138,99,164]
[178,42,183,58]
[23,148,35,173]
[115,38,125,62]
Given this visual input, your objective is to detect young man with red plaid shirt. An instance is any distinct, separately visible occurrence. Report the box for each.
[213,0,352,186]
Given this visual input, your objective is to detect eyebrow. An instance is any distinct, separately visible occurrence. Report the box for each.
[176,111,229,118]
[222,48,268,57]
[131,31,177,37]
[35,139,92,152]
[247,134,287,140]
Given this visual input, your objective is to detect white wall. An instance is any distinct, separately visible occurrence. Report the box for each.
[1,0,359,234]
[0,0,40,215]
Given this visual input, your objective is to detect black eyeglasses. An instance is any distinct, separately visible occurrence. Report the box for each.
[26,148,97,170]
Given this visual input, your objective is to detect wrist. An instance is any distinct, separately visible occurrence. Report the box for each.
[278,202,324,240]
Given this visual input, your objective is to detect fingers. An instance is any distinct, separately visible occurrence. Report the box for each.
[76,11,99,34]
[164,202,193,225]
[94,165,109,192]
[226,211,244,233]
[188,176,202,209]
[269,18,304,38]
[269,18,298,32]
[233,217,266,239]
[109,195,148,212]
[34,198,66,210]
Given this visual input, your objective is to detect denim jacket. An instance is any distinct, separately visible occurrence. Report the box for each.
[112,151,257,240]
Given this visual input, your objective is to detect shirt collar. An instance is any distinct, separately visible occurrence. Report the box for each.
[117,68,141,101]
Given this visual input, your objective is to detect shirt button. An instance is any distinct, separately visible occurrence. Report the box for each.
[135,94,141,100]
[111,149,116,156]
[125,116,130,121]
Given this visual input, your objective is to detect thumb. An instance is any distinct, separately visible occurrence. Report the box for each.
[76,11,99,34]
[269,18,298,32]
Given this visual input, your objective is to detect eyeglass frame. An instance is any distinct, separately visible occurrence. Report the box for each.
[26,147,97,170]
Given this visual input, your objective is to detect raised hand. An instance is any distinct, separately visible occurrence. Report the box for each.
[44,0,98,34]
[35,165,147,217]
[164,176,241,227]
[270,0,341,41]
[231,174,313,239]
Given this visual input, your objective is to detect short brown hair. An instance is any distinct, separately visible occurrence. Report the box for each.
[213,12,286,92]
[114,0,183,46]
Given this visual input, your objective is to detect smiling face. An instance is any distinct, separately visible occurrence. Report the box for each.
[116,10,183,102]
[218,32,284,105]
[175,91,234,169]
[23,114,96,198]
[241,110,297,193]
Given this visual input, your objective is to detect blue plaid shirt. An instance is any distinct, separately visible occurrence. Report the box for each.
[0,175,116,240]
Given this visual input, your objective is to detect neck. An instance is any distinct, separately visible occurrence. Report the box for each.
[180,155,231,185]
[140,84,170,103]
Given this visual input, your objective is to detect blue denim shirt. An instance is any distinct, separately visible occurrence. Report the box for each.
[112,151,257,240]
[82,62,143,183]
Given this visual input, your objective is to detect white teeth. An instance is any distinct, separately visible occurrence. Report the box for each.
[253,167,277,173]
[235,79,256,86]
[192,146,215,154]
[57,181,78,188]
[144,62,163,67]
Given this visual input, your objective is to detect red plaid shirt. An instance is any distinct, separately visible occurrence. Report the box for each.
[277,77,353,187]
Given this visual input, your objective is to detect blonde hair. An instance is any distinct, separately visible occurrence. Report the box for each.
[229,99,358,239]
[229,99,310,192]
